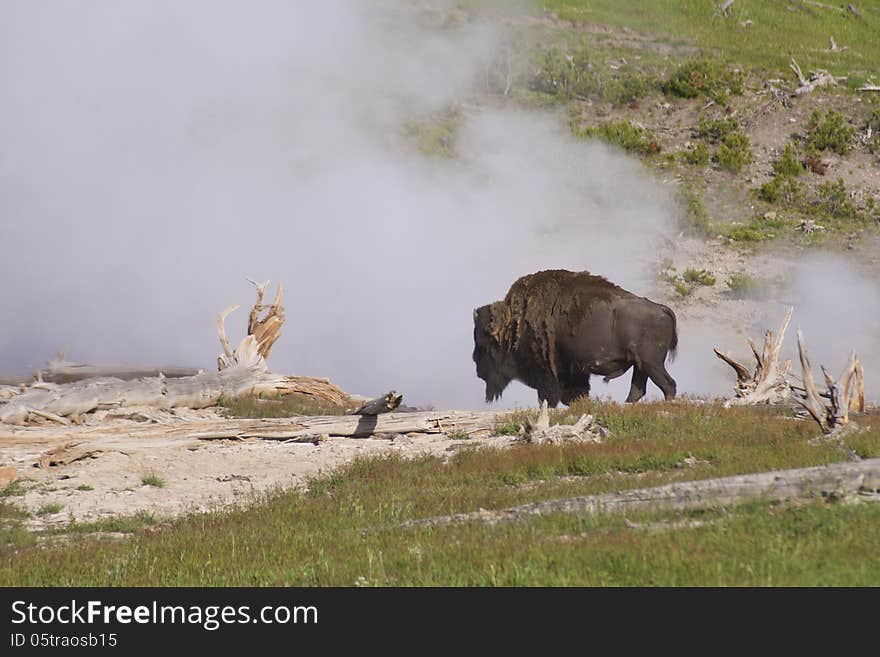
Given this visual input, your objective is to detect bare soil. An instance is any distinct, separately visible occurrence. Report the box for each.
[0,409,515,531]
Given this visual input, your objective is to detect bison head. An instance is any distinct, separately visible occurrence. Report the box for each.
[473,304,517,402]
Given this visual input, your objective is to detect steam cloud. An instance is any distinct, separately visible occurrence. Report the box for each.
[6,2,871,408]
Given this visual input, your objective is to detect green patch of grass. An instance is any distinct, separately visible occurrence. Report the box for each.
[807,110,856,156]
[724,212,791,242]
[494,418,526,437]
[447,430,471,440]
[1,401,877,585]
[663,58,743,104]
[672,279,693,297]
[62,511,160,536]
[575,120,661,156]
[37,502,63,516]
[218,393,347,418]
[141,473,166,489]
[682,267,716,286]
[76,484,94,492]
[539,1,880,82]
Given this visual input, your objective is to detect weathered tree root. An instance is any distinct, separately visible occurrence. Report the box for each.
[715,307,793,406]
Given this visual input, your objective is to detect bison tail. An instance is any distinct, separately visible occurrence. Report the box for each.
[663,305,678,362]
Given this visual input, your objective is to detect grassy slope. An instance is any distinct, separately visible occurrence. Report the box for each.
[542,0,880,82]
[2,402,879,585]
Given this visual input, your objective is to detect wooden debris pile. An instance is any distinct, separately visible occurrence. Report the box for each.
[524,400,607,445]
[715,307,866,433]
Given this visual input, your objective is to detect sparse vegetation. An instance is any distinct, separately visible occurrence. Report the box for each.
[76,484,94,492]
[141,473,166,489]
[404,112,460,159]
[576,120,660,156]
[447,430,471,440]
[37,502,64,516]
[682,268,716,287]
[726,272,763,299]
[0,481,26,497]
[681,142,709,166]
[530,46,654,106]
[695,117,739,143]
[679,186,712,237]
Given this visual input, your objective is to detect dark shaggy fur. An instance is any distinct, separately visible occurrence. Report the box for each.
[474,269,678,406]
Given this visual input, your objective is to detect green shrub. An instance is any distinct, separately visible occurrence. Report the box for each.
[680,187,712,236]
[37,503,63,516]
[663,59,744,103]
[807,110,855,155]
[672,280,693,297]
[727,273,763,299]
[773,143,805,178]
[404,112,459,159]
[682,268,716,286]
[716,132,752,173]
[529,47,653,106]
[141,473,166,488]
[818,178,857,219]
[681,142,710,165]
[758,175,802,204]
[695,117,739,142]
[578,120,661,156]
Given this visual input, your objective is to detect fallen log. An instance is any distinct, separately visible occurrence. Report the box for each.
[401,458,880,528]
[194,410,502,441]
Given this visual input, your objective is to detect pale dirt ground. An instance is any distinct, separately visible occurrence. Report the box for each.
[0,409,515,531]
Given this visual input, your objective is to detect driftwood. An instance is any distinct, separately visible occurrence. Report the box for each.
[524,400,605,445]
[0,281,350,425]
[401,458,880,528]
[790,58,839,95]
[350,391,403,416]
[796,330,865,433]
[193,410,502,441]
[0,358,201,387]
[715,307,793,405]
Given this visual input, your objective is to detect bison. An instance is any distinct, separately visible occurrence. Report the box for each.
[473,269,678,406]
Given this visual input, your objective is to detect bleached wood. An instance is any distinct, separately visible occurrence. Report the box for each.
[195,410,502,440]
[351,391,403,416]
[402,459,880,528]
[717,307,793,405]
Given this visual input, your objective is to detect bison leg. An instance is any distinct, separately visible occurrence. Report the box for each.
[561,382,590,406]
[625,366,649,403]
[537,386,562,408]
[643,362,677,401]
